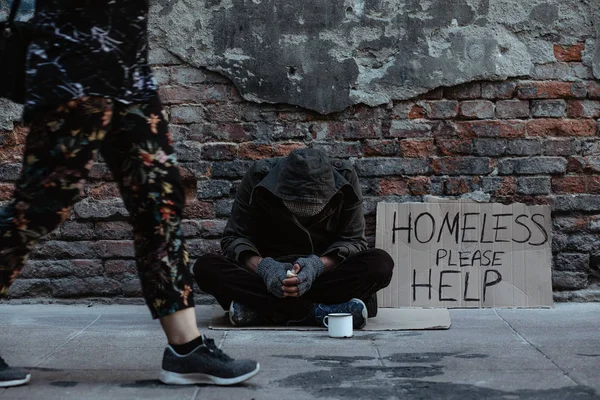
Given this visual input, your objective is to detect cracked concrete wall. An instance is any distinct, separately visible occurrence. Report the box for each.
[150,0,599,114]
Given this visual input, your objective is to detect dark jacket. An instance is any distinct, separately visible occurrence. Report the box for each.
[221,155,368,263]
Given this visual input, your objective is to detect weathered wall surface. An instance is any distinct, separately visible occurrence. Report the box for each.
[0,0,599,302]
[150,0,600,113]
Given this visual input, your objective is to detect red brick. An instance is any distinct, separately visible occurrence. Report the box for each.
[201,143,237,161]
[176,166,200,200]
[0,145,23,163]
[273,143,305,157]
[566,156,587,173]
[87,183,121,200]
[183,200,215,219]
[94,240,135,259]
[0,125,28,146]
[588,81,600,99]
[444,177,471,195]
[409,105,426,119]
[178,165,198,182]
[363,139,400,157]
[566,100,600,118]
[378,178,408,196]
[588,176,600,194]
[400,139,434,158]
[238,143,273,160]
[0,183,14,201]
[497,177,517,196]
[527,119,596,137]
[553,43,584,62]
[566,100,585,118]
[517,81,587,99]
[552,176,586,194]
[105,260,137,276]
[408,177,430,195]
[457,120,525,138]
[436,138,473,155]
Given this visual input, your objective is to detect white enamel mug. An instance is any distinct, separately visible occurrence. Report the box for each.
[323,313,353,338]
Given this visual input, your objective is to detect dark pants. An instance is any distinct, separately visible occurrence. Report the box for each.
[193,249,394,321]
[0,97,194,319]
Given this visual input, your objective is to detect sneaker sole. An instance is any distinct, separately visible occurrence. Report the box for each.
[159,363,260,386]
[0,374,31,388]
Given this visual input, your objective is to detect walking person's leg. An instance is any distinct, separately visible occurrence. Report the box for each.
[1,96,259,386]
[0,97,115,387]
[100,97,258,385]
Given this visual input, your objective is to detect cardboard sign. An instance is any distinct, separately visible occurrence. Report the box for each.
[376,200,553,308]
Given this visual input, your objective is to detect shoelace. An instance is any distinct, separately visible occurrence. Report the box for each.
[203,338,233,362]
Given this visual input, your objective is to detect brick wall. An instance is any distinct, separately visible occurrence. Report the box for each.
[2,43,600,302]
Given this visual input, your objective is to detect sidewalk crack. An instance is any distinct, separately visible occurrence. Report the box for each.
[34,313,103,367]
[217,331,229,348]
[493,309,580,386]
[372,339,385,367]
[191,386,201,400]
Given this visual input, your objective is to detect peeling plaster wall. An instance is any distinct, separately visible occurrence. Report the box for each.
[150,0,599,114]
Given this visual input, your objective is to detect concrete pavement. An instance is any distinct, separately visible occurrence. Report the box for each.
[1,303,599,399]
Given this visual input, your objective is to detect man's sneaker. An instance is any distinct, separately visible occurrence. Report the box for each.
[365,293,378,318]
[228,301,263,327]
[314,298,368,329]
[0,356,31,388]
[159,335,260,385]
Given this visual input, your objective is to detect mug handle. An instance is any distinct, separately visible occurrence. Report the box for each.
[323,316,329,328]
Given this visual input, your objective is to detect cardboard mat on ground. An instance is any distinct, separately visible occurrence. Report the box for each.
[209,307,451,331]
[376,199,553,308]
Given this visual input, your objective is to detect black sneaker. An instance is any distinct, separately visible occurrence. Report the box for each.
[159,335,260,385]
[365,293,378,318]
[314,298,368,329]
[0,356,31,388]
[228,301,263,327]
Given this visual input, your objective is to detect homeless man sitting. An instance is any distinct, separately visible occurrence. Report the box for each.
[193,149,394,328]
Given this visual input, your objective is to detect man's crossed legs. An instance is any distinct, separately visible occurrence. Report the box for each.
[193,249,394,328]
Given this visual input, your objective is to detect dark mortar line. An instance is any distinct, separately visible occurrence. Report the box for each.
[493,309,581,387]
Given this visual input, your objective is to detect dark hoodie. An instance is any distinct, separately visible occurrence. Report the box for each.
[221,149,368,263]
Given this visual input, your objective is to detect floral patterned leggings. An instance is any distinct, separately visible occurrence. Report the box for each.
[0,96,194,319]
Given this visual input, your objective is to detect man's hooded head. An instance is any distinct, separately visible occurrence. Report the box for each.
[274,149,336,218]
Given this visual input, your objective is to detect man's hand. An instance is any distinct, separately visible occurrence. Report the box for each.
[282,255,325,297]
[256,257,292,298]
